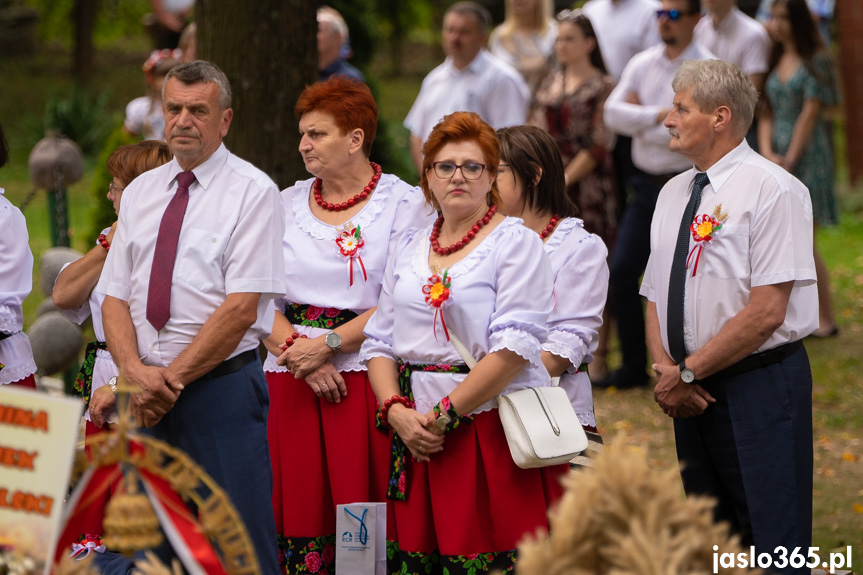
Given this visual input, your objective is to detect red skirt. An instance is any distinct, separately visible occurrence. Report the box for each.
[391,409,568,558]
[267,370,391,536]
[8,374,36,388]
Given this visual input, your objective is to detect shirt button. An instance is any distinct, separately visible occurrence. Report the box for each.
[211,237,217,243]
[149,343,156,351]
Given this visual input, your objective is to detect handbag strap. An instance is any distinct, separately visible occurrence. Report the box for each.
[446,328,476,369]
[529,387,561,436]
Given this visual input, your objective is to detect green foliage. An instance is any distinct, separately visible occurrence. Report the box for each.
[43,88,114,156]
[88,123,135,241]
[22,0,152,49]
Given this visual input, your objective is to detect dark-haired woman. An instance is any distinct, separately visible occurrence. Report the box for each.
[261,76,434,574]
[532,9,615,377]
[361,112,565,574]
[497,125,608,434]
[758,0,839,337]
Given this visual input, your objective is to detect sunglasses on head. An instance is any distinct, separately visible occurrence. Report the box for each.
[655,9,695,20]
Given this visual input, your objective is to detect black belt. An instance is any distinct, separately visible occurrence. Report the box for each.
[703,340,803,382]
[0,332,12,342]
[198,349,258,381]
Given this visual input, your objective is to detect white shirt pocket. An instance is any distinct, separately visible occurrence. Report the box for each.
[699,223,750,279]
[175,227,229,292]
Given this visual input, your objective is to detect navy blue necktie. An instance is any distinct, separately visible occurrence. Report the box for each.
[666,172,709,363]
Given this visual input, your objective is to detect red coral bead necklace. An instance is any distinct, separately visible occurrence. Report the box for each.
[314,161,382,212]
[539,214,561,239]
[430,203,497,256]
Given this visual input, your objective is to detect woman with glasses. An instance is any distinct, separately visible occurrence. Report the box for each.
[53,141,173,433]
[531,9,616,379]
[497,125,608,437]
[260,76,434,574]
[360,112,566,574]
[759,0,839,338]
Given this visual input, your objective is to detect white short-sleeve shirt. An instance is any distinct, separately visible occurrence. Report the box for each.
[0,189,37,385]
[582,0,661,82]
[359,217,553,416]
[541,218,609,428]
[405,50,530,145]
[604,41,716,175]
[694,7,770,77]
[263,173,436,374]
[98,144,287,367]
[640,140,818,357]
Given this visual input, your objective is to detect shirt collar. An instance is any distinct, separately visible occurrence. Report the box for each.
[711,6,739,32]
[703,139,751,194]
[444,49,487,76]
[165,143,228,192]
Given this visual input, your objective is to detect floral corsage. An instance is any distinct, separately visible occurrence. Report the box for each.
[336,224,367,286]
[422,270,452,342]
[687,204,728,276]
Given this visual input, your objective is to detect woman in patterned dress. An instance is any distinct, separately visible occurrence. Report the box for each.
[759,0,839,336]
[360,112,567,575]
[262,77,435,574]
[497,124,608,436]
[531,9,615,377]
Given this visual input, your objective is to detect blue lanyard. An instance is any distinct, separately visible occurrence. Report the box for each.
[344,507,368,545]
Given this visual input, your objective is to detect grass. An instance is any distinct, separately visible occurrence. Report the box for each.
[3,37,862,556]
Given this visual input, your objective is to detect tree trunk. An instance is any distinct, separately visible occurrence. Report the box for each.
[837,0,863,185]
[196,0,318,189]
[72,0,97,87]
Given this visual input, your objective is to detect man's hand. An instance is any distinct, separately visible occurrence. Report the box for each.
[303,361,347,404]
[89,386,117,428]
[127,364,183,427]
[653,363,716,418]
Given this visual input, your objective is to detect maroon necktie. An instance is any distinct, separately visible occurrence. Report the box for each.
[146,171,196,331]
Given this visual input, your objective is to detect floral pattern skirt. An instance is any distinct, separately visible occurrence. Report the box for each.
[386,409,568,574]
[266,370,392,574]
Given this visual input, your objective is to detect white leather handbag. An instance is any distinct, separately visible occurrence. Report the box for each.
[448,329,588,469]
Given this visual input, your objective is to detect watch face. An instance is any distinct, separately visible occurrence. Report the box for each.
[326,332,341,348]
[681,369,695,383]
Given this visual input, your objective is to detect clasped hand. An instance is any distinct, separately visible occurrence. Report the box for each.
[652,362,716,419]
[127,364,183,427]
[277,336,331,380]
[387,406,445,463]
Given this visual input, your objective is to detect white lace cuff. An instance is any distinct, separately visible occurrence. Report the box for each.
[0,305,18,333]
[0,357,37,386]
[263,351,366,374]
[543,329,589,374]
[358,337,398,366]
[576,411,596,429]
[489,327,543,369]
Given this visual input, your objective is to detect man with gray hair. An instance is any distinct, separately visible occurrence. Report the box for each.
[405,1,529,175]
[642,59,816,573]
[318,5,364,82]
[98,60,284,572]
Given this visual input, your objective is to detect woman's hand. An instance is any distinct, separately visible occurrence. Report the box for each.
[303,361,347,403]
[764,151,785,165]
[106,221,119,245]
[89,386,117,428]
[388,405,445,463]
[277,335,332,379]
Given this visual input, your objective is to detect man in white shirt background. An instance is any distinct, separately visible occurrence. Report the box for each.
[404,1,529,175]
[598,0,714,389]
[644,59,815,573]
[98,61,285,573]
[694,0,769,147]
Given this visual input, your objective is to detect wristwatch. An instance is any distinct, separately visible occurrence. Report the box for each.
[107,376,118,394]
[435,412,452,432]
[679,360,696,384]
[325,331,342,355]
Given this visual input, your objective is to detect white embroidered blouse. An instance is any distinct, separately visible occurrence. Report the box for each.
[359,217,554,416]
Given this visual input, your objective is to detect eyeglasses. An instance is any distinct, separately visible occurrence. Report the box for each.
[430,162,487,180]
[655,9,696,20]
[108,181,125,194]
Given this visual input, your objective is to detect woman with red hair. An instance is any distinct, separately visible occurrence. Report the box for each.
[360,112,566,574]
[262,76,434,574]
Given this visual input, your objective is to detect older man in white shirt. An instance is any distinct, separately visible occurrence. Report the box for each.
[98,61,285,573]
[405,1,529,175]
[644,60,815,573]
[597,0,714,389]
